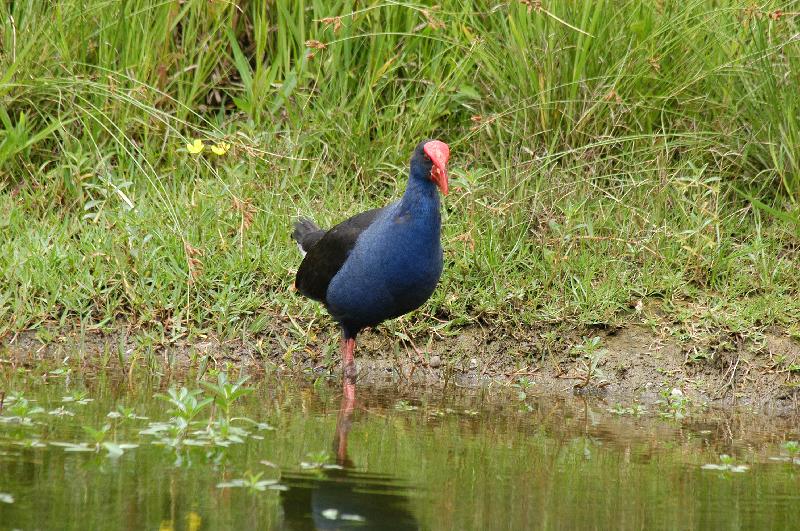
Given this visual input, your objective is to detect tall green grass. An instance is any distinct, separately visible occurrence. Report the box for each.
[1,1,799,344]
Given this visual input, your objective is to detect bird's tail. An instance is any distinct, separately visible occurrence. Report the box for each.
[292,218,326,256]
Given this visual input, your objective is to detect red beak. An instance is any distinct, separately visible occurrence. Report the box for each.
[423,140,450,195]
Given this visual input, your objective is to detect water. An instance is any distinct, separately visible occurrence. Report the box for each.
[1,372,799,530]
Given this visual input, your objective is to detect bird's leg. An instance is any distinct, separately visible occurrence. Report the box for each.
[333,393,356,466]
[341,336,357,401]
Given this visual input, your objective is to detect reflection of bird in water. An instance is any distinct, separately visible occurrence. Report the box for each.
[279,396,419,530]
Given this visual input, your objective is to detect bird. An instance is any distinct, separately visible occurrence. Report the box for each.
[291,139,450,400]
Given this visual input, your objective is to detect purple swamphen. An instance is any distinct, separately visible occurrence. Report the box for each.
[292,140,450,399]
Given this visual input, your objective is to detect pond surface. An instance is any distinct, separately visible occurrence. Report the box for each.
[1,370,799,530]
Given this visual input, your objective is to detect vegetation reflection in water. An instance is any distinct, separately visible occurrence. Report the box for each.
[0,367,799,529]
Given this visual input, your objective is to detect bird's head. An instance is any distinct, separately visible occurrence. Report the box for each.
[411,139,450,195]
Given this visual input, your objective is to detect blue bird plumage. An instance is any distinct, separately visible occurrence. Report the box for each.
[328,160,442,332]
[292,139,451,399]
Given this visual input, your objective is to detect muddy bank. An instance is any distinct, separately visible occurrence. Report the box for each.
[3,323,800,414]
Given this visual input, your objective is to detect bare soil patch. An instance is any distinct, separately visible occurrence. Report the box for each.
[3,323,800,414]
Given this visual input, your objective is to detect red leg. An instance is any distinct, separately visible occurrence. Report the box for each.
[334,394,356,466]
[341,337,357,401]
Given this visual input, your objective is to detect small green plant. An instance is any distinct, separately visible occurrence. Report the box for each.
[57,424,139,456]
[511,377,536,411]
[107,405,148,421]
[782,441,800,457]
[34,328,56,344]
[512,377,535,401]
[47,366,72,378]
[157,387,213,425]
[770,441,800,465]
[300,450,342,471]
[394,400,418,411]
[657,388,690,420]
[200,372,253,421]
[609,403,647,416]
[685,347,710,364]
[572,337,607,388]
[702,454,749,473]
[47,406,75,417]
[13,439,46,449]
[1,394,45,424]
[82,424,111,445]
[143,381,259,450]
[0,108,60,170]
[216,472,285,493]
[101,442,139,458]
[62,391,93,405]
[572,336,604,357]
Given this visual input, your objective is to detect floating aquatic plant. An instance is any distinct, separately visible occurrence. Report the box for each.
[769,441,800,465]
[394,400,418,411]
[609,403,647,416]
[300,451,342,471]
[702,454,749,473]
[1,395,45,425]
[320,508,366,522]
[61,391,93,405]
[107,405,148,421]
[47,407,75,417]
[216,472,286,493]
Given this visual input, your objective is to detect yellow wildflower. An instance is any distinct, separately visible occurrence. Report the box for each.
[186,138,205,154]
[211,142,230,156]
[187,512,202,531]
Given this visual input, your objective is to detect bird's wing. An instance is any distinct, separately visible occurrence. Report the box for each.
[295,207,386,303]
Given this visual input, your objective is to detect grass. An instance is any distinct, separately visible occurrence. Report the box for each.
[1,1,799,353]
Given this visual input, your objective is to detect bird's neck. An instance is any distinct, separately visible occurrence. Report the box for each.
[398,175,440,221]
